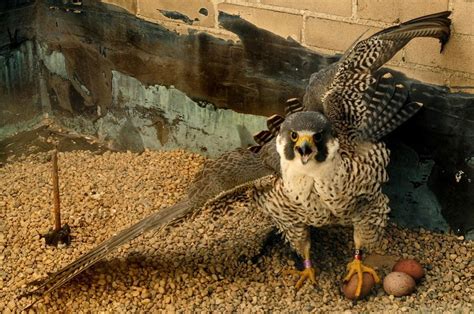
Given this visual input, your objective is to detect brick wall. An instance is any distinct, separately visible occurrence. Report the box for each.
[104,0,474,93]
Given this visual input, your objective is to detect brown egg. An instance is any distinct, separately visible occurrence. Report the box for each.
[392,259,425,281]
[342,273,375,300]
[383,271,416,297]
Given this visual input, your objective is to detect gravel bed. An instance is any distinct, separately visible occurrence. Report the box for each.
[0,149,472,313]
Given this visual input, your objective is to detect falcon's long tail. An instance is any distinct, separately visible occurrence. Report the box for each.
[22,200,193,309]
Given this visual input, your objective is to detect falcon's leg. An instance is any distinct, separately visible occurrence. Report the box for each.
[344,194,389,298]
[281,224,316,289]
[343,225,382,298]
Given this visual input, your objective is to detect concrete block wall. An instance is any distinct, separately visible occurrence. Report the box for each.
[103,0,474,93]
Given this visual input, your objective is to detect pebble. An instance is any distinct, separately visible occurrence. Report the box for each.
[7,300,15,310]
[0,150,471,312]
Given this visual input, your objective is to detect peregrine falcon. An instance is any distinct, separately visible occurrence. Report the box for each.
[23,11,451,307]
[249,11,451,295]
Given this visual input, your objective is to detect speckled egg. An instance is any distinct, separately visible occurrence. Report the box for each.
[383,271,416,297]
[342,273,375,300]
[392,259,425,281]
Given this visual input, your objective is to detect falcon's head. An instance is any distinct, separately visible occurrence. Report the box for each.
[276,111,337,167]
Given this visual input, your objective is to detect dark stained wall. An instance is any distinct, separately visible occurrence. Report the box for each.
[0,1,40,127]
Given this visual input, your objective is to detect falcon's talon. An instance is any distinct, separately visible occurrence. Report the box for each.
[284,267,317,290]
[343,259,380,297]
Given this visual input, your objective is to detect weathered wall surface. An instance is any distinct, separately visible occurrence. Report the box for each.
[0,1,42,138]
[100,71,266,153]
[107,0,474,93]
[0,1,472,237]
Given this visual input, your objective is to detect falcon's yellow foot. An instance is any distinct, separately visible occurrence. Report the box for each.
[343,259,381,298]
[284,261,317,290]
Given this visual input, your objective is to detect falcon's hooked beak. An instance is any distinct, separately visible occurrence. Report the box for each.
[294,135,317,165]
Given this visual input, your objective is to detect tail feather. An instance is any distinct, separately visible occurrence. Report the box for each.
[354,12,450,140]
[362,79,422,140]
[266,114,285,136]
[249,98,302,153]
[371,83,409,122]
[250,115,284,153]
[285,98,304,115]
[354,11,451,77]
[375,11,451,51]
[254,130,274,146]
[371,102,423,139]
[364,72,396,113]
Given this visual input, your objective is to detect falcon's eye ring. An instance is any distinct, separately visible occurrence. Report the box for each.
[290,131,298,142]
[313,132,322,142]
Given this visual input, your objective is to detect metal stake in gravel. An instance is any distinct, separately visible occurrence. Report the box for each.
[40,148,71,246]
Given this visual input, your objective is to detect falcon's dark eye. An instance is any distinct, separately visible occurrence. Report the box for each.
[313,132,322,142]
[290,131,298,142]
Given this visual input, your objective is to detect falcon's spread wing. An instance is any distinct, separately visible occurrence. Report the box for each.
[317,11,451,141]
[360,73,422,140]
[188,148,276,207]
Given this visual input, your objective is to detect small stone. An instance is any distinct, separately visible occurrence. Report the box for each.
[445,271,453,282]
[141,289,151,298]
[7,300,15,310]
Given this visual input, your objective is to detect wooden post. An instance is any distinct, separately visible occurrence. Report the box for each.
[52,149,61,231]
